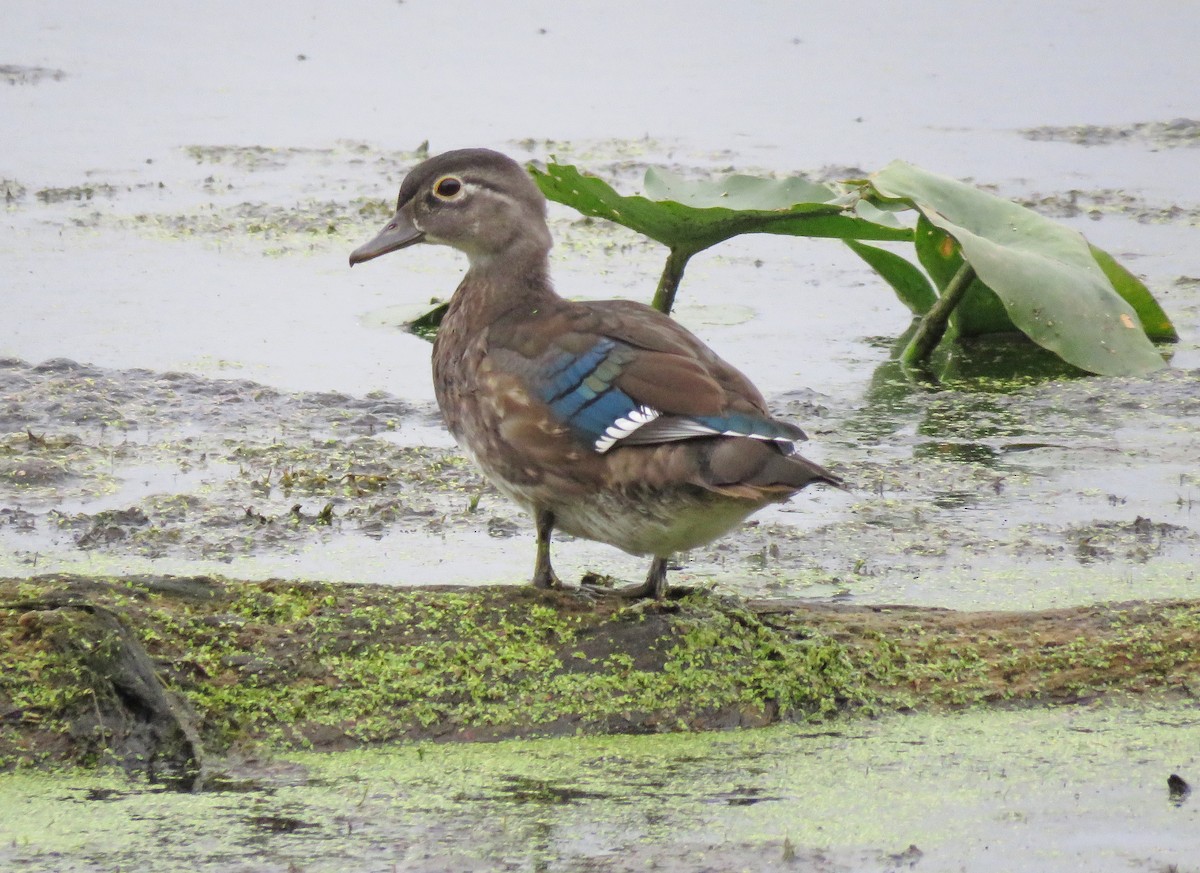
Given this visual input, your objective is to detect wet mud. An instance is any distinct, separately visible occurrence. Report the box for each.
[0,357,479,570]
[1,347,1196,608]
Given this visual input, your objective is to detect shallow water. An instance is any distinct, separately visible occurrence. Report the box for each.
[2,1,1199,608]
[2,704,1198,872]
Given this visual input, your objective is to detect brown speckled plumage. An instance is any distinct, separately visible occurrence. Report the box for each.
[351,148,841,599]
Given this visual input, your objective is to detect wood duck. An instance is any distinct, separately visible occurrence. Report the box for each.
[350,148,842,599]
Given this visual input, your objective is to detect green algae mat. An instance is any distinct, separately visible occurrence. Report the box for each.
[2,703,1197,872]
[4,573,1199,785]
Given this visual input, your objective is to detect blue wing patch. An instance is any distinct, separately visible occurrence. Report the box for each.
[536,338,805,454]
[538,339,651,451]
[691,413,806,443]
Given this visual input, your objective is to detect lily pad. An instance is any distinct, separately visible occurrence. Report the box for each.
[913,215,1016,337]
[913,215,1179,343]
[366,300,446,342]
[845,239,937,316]
[531,162,912,256]
[871,161,1167,376]
[642,167,838,210]
[1089,244,1178,342]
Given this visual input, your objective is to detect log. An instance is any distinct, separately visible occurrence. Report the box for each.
[3,574,1197,784]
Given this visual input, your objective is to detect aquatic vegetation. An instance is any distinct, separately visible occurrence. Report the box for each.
[3,574,1198,777]
[530,160,1176,378]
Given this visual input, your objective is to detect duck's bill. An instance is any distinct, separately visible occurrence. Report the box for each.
[349,210,425,266]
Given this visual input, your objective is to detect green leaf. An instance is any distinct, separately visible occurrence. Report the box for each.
[531,162,912,255]
[913,215,1016,336]
[853,198,908,228]
[845,240,937,315]
[643,167,838,210]
[1089,244,1178,342]
[403,301,448,341]
[872,161,1166,376]
[915,221,1179,342]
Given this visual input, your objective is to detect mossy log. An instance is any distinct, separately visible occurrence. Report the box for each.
[3,574,1198,783]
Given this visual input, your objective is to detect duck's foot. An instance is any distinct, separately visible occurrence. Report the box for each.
[578,582,697,603]
[579,557,671,600]
[532,567,564,591]
[577,572,646,599]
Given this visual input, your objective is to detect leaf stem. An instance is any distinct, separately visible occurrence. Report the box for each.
[900,260,977,365]
[651,247,694,315]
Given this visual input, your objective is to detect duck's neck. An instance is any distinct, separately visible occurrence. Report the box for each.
[451,238,558,324]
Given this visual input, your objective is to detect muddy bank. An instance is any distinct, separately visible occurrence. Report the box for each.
[3,355,1198,609]
[3,358,1199,786]
[3,573,1198,784]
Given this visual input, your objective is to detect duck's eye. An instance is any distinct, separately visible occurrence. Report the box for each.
[433,176,463,199]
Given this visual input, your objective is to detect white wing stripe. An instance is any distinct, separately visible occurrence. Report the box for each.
[593,405,661,453]
[593,409,800,454]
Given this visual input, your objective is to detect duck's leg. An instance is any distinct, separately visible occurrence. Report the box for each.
[641,556,670,600]
[582,556,670,600]
[532,509,563,590]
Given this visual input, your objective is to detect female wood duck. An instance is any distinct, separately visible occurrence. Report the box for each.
[350,148,842,599]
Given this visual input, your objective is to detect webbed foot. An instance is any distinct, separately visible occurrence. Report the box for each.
[579,557,670,600]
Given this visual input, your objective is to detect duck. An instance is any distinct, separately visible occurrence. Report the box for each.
[350,148,842,599]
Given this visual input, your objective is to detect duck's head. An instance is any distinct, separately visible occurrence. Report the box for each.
[349,148,551,270]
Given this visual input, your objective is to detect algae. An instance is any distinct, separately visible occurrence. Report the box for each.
[0,64,67,86]
[1,704,1197,872]
[1021,118,1200,148]
[3,574,1200,779]
[0,575,860,773]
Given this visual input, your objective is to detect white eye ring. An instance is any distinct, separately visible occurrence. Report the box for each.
[432,175,464,200]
